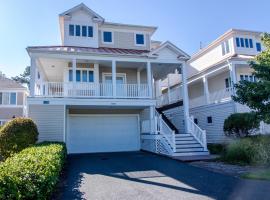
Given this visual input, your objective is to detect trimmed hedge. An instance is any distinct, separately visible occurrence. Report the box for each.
[0,118,38,159]
[0,142,67,199]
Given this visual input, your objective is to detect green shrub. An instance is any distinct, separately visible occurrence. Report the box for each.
[0,118,38,159]
[0,142,67,200]
[222,135,270,165]
[223,112,260,137]
[207,143,227,155]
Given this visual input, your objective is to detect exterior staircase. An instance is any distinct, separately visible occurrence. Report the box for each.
[154,101,209,157]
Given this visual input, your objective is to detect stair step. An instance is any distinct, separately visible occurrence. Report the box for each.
[175,134,192,137]
[173,151,209,157]
[175,140,199,144]
[176,143,202,148]
[175,137,195,141]
[175,147,204,152]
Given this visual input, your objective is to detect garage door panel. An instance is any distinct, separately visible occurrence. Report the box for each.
[68,115,139,153]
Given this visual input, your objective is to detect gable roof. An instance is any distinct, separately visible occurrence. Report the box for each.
[0,75,26,90]
[149,41,190,60]
[59,3,104,22]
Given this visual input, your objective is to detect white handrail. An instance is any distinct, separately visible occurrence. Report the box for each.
[188,116,207,151]
[155,110,176,153]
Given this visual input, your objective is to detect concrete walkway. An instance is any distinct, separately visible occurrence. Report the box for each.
[60,152,270,200]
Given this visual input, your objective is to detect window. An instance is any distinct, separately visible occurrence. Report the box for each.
[240,38,244,47]
[69,69,94,83]
[75,25,80,36]
[10,93,16,105]
[69,70,73,82]
[240,75,244,81]
[244,38,249,48]
[82,26,87,37]
[240,74,257,82]
[103,31,112,43]
[225,78,231,88]
[69,24,74,36]
[88,26,93,37]
[76,70,81,82]
[236,37,240,47]
[0,92,16,105]
[249,39,253,48]
[194,118,198,125]
[222,41,230,55]
[135,34,145,45]
[89,71,94,82]
[207,116,212,124]
[256,43,262,52]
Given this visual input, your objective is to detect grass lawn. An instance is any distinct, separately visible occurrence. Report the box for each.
[242,168,270,181]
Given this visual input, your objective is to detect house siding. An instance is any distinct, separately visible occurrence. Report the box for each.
[0,107,24,119]
[28,104,65,142]
[99,31,150,50]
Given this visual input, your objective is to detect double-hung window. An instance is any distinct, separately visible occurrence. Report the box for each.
[88,26,93,37]
[222,41,230,55]
[69,24,74,36]
[75,25,81,36]
[82,26,87,37]
[135,33,145,45]
[103,31,113,43]
[256,43,262,52]
[0,92,16,105]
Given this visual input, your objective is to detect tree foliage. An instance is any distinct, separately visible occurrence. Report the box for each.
[11,66,30,88]
[233,33,270,123]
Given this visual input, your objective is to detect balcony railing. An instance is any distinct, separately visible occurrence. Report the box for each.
[35,82,150,98]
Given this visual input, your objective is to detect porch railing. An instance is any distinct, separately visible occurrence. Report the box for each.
[35,82,150,98]
[188,116,207,151]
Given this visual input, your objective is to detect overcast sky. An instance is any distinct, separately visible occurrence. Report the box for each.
[0,0,269,77]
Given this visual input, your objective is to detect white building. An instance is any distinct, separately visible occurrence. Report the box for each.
[27,3,208,156]
[158,29,266,143]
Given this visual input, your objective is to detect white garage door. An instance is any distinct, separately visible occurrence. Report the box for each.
[67,115,140,154]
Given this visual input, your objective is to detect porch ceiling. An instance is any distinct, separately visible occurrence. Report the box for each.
[151,63,181,80]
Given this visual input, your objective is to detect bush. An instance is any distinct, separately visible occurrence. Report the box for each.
[222,135,270,165]
[0,118,38,159]
[0,142,67,199]
[207,143,226,155]
[223,112,260,137]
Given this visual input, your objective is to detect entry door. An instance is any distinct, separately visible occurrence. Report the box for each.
[103,74,126,96]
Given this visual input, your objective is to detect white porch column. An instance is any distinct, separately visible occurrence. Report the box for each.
[203,76,210,104]
[147,62,153,98]
[112,60,117,97]
[72,58,76,83]
[167,74,171,103]
[30,57,37,97]
[137,69,141,96]
[149,106,154,134]
[181,62,190,133]
[94,63,100,96]
[228,61,237,95]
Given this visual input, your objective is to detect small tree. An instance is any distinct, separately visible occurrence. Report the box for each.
[232,33,270,123]
[224,113,260,137]
[11,66,30,88]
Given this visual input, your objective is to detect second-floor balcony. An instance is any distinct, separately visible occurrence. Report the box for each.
[35,82,150,98]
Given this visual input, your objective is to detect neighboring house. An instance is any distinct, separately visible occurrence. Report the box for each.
[27,3,208,156]
[0,73,28,125]
[158,29,267,143]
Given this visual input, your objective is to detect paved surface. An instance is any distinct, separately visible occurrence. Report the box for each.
[61,152,270,200]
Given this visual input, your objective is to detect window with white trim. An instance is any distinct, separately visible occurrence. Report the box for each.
[222,40,230,55]
[135,33,145,45]
[240,74,257,82]
[103,31,113,43]
[0,92,17,105]
[68,69,94,83]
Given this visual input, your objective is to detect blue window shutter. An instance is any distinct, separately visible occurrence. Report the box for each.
[256,43,262,52]
[236,37,240,47]
[89,71,94,82]
[136,34,144,45]
[249,39,253,48]
[82,26,87,37]
[103,31,112,42]
[240,38,244,47]
[244,38,249,48]
[88,26,93,37]
[76,70,81,82]
[69,25,74,36]
[75,25,80,36]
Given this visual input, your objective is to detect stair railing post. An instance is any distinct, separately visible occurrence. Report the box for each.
[172,130,176,152]
[202,130,207,151]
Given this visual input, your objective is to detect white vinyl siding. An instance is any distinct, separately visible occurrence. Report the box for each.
[28,105,65,142]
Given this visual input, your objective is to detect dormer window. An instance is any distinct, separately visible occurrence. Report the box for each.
[75,25,80,36]
[88,26,93,37]
[103,31,113,43]
[82,26,87,37]
[135,33,145,45]
[69,25,74,36]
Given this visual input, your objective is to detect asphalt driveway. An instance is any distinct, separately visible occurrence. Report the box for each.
[60,151,270,200]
